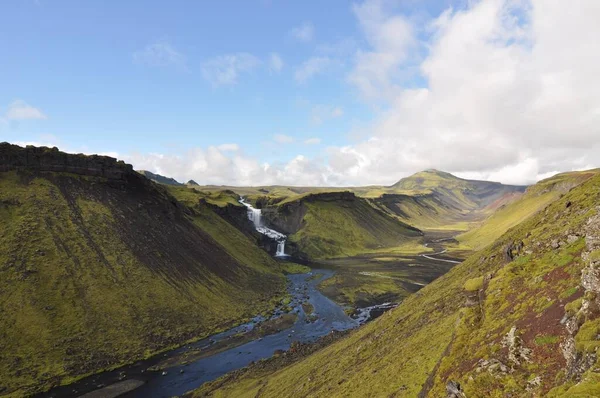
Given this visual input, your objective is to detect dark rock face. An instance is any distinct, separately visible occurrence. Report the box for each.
[304,191,357,203]
[262,201,306,235]
[0,142,134,180]
[504,240,524,262]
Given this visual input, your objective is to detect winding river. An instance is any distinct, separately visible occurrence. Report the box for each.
[41,270,361,398]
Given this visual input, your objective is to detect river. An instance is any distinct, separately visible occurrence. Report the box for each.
[41,270,364,398]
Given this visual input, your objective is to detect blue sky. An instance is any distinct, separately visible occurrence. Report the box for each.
[1,1,373,159]
[1,0,599,186]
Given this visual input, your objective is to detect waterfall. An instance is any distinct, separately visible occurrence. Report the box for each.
[239,197,288,257]
[276,241,285,256]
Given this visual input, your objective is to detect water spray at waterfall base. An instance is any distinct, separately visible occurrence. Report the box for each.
[239,197,288,257]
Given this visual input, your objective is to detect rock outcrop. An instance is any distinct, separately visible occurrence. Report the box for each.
[0,142,134,180]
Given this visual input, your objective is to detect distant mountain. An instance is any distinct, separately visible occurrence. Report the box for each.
[137,170,183,186]
[187,179,200,186]
[375,169,528,230]
[0,143,286,395]
[391,169,526,205]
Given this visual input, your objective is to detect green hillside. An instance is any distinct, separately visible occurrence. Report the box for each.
[458,169,600,251]
[263,192,422,259]
[0,145,286,396]
[375,169,526,231]
[193,171,600,397]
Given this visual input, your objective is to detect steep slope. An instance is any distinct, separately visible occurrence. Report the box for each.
[459,169,600,251]
[194,171,600,397]
[0,144,286,396]
[262,192,422,259]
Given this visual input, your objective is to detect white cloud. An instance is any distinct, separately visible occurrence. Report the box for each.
[295,57,332,83]
[133,40,187,69]
[311,105,344,125]
[217,143,240,152]
[201,53,261,87]
[347,0,417,100]
[273,134,295,144]
[5,100,47,120]
[318,0,600,186]
[290,22,314,42]
[304,138,321,145]
[269,53,284,73]
[122,147,338,187]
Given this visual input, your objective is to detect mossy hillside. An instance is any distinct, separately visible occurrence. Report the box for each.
[458,169,599,251]
[0,170,286,396]
[168,185,242,208]
[193,173,600,397]
[373,170,526,232]
[374,193,475,231]
[284,195,422,259]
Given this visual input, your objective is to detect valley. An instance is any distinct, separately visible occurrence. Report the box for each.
[2,143,599,398]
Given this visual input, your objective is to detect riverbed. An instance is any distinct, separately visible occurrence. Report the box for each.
[41,270,362,398]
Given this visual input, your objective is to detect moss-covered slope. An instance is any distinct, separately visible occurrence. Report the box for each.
[193,172,600,397]
[0,145,286,396]
[262,192,422,259]
[458,169,599,251]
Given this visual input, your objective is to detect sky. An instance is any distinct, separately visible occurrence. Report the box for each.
[1,0,599,186]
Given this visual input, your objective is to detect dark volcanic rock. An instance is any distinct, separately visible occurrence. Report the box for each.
[0,142,134,180]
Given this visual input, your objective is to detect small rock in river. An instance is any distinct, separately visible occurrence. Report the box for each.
[161,371,168,376]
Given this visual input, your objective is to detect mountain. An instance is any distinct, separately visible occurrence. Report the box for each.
[375,169,527,231]
[187,179,200,186]
[0,143,287,396]
[193,170,600,397]
[137,170,183,186]
[262,191,422,259]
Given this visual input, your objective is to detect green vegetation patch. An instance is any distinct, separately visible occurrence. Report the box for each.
[464,277,484,292]
[534,335,560,346]
[575,319,600,353]
[279,262,311,275]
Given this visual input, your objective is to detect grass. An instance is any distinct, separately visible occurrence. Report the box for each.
[167,186,242,208]
[278,262,311,275]
[318,271,411,308]
[287,196,421,259]
[464,277,484,291]
[534,335,560,346]
[0,170,287,396]
[190,171,600,397]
